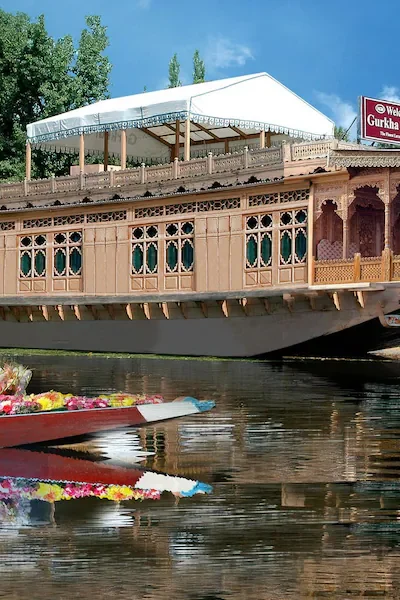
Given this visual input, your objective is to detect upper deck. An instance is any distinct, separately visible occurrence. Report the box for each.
[0,139,355,208]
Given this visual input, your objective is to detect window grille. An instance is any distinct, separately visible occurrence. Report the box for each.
[131,225,158,275]
[165,221,194,273]
[245,214,273,269]
[53,231,83,277]
[279,209,307,265]
[19,235,47,278]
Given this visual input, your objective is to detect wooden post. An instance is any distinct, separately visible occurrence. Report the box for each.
[174,119,180,161]
[120,129,127,170]
[307,187,314,284]
[354,253,361,282]
[103,131,109,172]
[260,130,266,149]
[342,216,349,259]
[266,131,271,148]
[382,248,392,281]
[384,202,390,249]
[25,142,32,181]
[79,134,85,173]
[184,117,191,162]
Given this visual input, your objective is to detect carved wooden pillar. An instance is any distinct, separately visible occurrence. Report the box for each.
[384,202,391,250]
[307,186,314,284]
[342,204,349,259]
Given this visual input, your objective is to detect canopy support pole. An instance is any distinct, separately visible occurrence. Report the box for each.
[121,129,127,170]
[25,142,31,181]
[174,119,180,161]
[79,134,85,173]
[260,130,265,149]
[104,131,109,172]
[266,131,271,148]
[184,117,190,162]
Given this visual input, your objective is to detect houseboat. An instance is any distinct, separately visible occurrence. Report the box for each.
[0,72,399,356]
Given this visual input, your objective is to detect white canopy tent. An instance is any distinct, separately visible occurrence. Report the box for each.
[26,72,334,174]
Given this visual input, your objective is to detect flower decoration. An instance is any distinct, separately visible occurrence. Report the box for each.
[0,477,161,504]
[0,391,164,416]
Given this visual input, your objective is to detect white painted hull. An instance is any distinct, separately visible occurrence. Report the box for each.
[0,287,398,357]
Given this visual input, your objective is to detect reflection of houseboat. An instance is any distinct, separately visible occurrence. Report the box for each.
[1,73,400,356]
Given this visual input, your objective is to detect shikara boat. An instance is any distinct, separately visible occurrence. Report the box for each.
[0,447,212,499]
[0,396,215,448]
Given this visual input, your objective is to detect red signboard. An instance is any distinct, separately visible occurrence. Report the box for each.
[359,96,400,145]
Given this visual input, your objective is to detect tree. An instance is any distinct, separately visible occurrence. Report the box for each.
[0,11,112,181]
[168,53,181,88]
[192,49,205,84]
[334,125,350,142]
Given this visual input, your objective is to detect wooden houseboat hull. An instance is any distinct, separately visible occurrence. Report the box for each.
[0,284,398,357]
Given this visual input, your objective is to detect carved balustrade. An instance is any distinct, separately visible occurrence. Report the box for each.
[313,251,393,284]
[0,140,358,201]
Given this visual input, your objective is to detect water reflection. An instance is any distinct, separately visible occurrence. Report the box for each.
[2,354,400,598]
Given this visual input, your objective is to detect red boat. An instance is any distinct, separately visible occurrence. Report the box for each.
[0,397,215,448]
[0,447,212,498]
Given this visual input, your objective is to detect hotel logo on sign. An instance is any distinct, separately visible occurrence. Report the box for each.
[359,96,400,145]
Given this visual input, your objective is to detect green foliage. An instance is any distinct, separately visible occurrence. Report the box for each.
[168,53,181,88]
[0,11,112,181]
[334,125,350,142]
[192,49,205,84]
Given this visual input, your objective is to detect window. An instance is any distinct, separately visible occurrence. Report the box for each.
[19,235,47,278]
[279,209,307,265]
[131,225,158,275]
[53,231,83,277]
[245,214,272,269]
[165,221,194,273]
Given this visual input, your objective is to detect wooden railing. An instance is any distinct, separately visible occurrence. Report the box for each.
[313,250,399,284]
[0,140,360,201]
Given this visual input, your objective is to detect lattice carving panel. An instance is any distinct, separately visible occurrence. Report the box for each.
[23,217,52,229]
[392,258,400,280]
[249,189,310,207]
[314,261,354,284]
[360,260,382,281]
[135,198,240,219]
[54,214,85,226]
[0,221,15,231]
[86,210,127,223]
[23,210,127,229]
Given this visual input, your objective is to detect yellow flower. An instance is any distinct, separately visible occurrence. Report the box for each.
[34,483,64,502]
[31,391,65,411]
[102,485,134,501]
[107,393,141,408]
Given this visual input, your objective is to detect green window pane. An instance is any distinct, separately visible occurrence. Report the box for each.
[146,243,158,273]
[34,250,46,276]
[20,252,31,277]
[166,242,178,271]
[246,235,257,267]
[69,247,82,274]
[296,210,307,224]
[182,239,194,271]
[261,234,272,266]
[280,231,292,264]
[54,249,66,275]
[132,244,143,273]
[295,229,307,262]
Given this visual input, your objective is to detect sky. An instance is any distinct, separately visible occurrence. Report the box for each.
[2,0,400,137]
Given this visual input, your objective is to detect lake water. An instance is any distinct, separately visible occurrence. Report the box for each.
[2,353,400,599]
